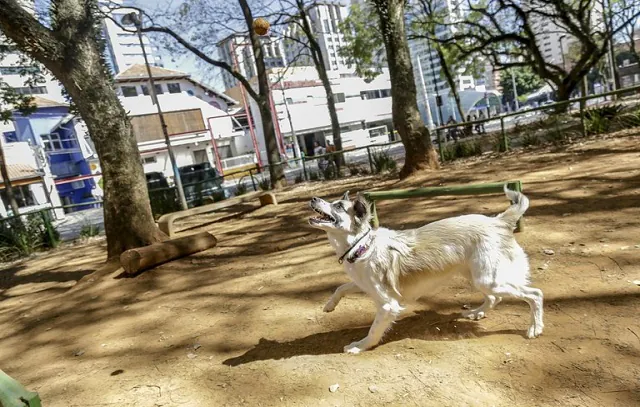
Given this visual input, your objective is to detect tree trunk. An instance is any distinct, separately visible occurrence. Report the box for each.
[435,46,465,121]
[238,0,285,187]
[0,139,22,217]
[372,0,439,178]
[297,0,343,170]
[0,0,167,257]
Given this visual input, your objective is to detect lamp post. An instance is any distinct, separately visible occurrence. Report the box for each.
[121,11,188,211]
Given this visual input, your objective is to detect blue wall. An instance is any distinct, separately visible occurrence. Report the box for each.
[12,106,95,209]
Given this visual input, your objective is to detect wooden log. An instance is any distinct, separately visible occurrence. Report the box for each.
[0,369,41,407]
[365,181,520,201]
[258,192,277,206]
[120,232,217,275]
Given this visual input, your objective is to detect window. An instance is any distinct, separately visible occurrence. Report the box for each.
[186,89,195,96]
[167,83,181,93]
[285,97,293,104]
[121,86,138,97]
[323,20,331,32]
[333,93,345,103]
[13,86,47,95]
[70,180,85,190]
[154,84,163,94]
[41,133,63,151]
[143,156,157,164]
[1,185,35,209]
[141,85,150,95]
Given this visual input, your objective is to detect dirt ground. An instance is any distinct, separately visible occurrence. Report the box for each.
[1,133,639,407]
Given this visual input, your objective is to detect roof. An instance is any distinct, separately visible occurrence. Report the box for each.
[31,96,69,108]
[115,64,189,81]
[0,163,41,184]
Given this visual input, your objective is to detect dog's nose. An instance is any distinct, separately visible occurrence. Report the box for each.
[311,197,319,202]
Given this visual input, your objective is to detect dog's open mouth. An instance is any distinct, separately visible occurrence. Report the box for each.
[309,207,335,224]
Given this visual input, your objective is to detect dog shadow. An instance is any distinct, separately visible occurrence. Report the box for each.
[223,310,519,366]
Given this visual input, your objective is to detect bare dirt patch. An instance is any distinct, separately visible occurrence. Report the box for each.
[1,133,639,406]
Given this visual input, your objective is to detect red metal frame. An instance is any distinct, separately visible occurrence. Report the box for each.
[268,90,286,156]
[206,117,225,174]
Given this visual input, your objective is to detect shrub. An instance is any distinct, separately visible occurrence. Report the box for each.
[347,163,361,176]
[442,140,483,161]
[492,135,508,153]
[258,178,271,191]
[309,171,319,181]
[371,149,397,174]
[235,178,248,196]
[584,104,624,134]
[0,213,59,261]
[79,222,101,239]
[521,132,541,147]
[148,188,180,219]
[321,162,338,180]
[294,173,304,184]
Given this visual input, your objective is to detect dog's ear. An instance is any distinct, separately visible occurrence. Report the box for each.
[353,194,370,223]
[342,191,350,201]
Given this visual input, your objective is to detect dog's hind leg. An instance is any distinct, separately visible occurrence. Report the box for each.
[480,283,543,338]
[344,301,402,354]
[323,282,361,312]
[461,294,502,320]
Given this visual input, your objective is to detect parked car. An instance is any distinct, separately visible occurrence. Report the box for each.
[145,171,169,190]
[179,162,225,206]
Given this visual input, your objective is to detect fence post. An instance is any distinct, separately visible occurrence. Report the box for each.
[302,157,308,180]
[515,180,524,233]
[367,147,374,174]
[248,168,257,191]
[40,210,58,248]
[579,101,587,137]
[436,129,444,162]
[500,117,508,152]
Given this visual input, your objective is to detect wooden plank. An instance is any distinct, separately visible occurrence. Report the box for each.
[365,181,520,201]
[120,231,217,275]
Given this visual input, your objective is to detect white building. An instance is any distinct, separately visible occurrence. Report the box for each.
[217,34,287,90]
[284,0,352,72]
[226,66,394,162]
[99,0,164,74]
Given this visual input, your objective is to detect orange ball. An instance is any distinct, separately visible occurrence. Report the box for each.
[253,18,270,36]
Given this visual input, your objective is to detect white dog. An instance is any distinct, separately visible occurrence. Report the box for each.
[308,185,543,354]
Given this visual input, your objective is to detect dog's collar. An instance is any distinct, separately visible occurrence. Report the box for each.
[338,229,374,264]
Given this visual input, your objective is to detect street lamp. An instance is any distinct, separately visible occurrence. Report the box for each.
[121,11,188,211]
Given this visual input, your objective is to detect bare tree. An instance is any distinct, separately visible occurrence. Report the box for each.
[0,0,167,257]
[121,0,286,187]
[440,0,640,106]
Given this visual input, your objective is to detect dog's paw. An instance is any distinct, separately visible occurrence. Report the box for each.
[526,323,544,339]
[323,301,336,313]
[461,310,486,321]
[344,342,363,354]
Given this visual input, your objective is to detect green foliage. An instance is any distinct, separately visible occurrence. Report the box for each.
[442,140,483,161]
[321,161,338,180]
[258,178,271,191]
[521,133,541,147]
[0,213,59,261]
[493,134,508,153]
[584,104,625,134]
[499,67,543,102]
[338,3,385,81]
[294,173,304,184]
[79,223,101,239]
[347,163,364,176]
[309,171,319,181]
[371,149,398,174]
[235,177,249,196]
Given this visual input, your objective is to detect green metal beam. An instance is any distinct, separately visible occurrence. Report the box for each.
[0,369,41,407]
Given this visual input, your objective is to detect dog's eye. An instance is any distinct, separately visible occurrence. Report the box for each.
[334,202,344,211]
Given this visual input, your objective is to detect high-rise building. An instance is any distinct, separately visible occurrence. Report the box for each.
[99,0,164,74]
[284,0,352,72]
[217,34,287,90]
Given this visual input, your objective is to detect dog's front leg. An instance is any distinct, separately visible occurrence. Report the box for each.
[324,282,361,312]
[344,302,401,354]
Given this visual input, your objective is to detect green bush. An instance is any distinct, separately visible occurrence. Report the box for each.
[0,213,59,261]
[371,149,397,174]
[294,173,304,183]
[442,140,483,161]
[258,178,271,191]
[79,223,101,239]
[235,178,249,196]
[521,132,541,147]
[584,104,624,135]
[493,135,508,153]
[309,171,319,181]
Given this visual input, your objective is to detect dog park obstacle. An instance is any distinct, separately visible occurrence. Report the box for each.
[364,181,524,232]
[158,191,277,237]
[0,369,41,407]
[120,231,218,275]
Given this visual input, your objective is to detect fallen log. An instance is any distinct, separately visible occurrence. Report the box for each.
[120,231,217,275]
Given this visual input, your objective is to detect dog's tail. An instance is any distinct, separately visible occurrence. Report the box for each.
[497,184,529,230]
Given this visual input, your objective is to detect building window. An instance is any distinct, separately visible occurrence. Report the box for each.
[70,180,85,190]
[1,185,35,209]
[186,89,195,96]
[333,93,345,103]
[141,85,150,95]
[323,20,331,32]
[143,156,157,164]
[154,84,163,94]
[13,86,47,95]
[41,133,63,151]
[121,86,138,97]
[167,83,181,94]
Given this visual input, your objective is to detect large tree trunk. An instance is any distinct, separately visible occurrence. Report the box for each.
[296,0,343,170]
[372,0,439,178]
[435,46,465,121]
[238,0,286,187]
[0,0,166,257]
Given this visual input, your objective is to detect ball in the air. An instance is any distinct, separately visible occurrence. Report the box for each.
[253,18,270,36]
